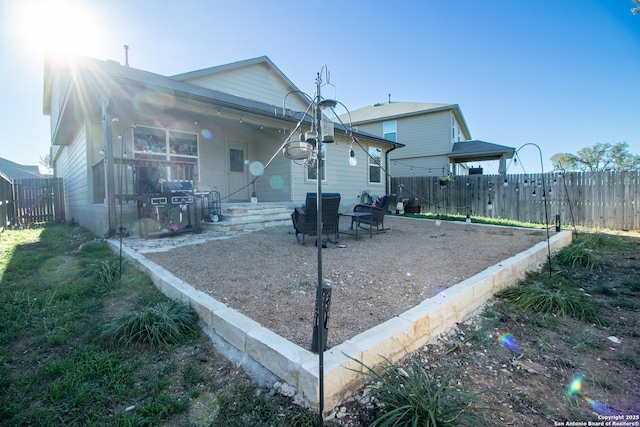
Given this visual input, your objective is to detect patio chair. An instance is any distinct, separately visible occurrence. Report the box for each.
[291,192,341,245]
[352,193,393,233]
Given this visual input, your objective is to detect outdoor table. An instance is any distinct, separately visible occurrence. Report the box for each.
[338,212,373,241]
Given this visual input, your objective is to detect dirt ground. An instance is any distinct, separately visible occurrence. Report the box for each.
[143,219,640,426]
[144,216,546,349]
[331,233,640,426]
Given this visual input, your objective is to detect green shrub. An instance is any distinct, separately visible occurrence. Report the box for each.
[553,241,604,270]
[497,282,603,325]
[348,354,485,427]
[100,301,199,349]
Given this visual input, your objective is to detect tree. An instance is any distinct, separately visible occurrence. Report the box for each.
[38,154,53,175]
[633,0,640,15]
[39,154,51,168]
[551,142,640,172]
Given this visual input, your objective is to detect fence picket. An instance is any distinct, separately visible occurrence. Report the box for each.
[391,171,639,231]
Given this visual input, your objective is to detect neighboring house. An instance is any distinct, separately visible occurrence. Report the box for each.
[43,55,402,237]
[340,102,514,177]
[0,157,48,181]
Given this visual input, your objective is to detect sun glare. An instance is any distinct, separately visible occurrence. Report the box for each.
[8,0,105,56]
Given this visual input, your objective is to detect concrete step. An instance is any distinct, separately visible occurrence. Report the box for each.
[201,202,294,233]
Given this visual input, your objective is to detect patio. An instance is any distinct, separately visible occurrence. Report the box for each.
[112,215,572,410]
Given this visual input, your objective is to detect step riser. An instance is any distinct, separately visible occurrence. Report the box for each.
[201,204,293,233]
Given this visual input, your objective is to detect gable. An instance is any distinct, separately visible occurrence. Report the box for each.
[172,58,308,111]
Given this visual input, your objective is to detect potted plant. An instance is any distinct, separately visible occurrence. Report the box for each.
[439,176,452,187]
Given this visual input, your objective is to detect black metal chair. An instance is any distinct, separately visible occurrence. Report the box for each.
[291,192,341,245]
[352,193,393,233]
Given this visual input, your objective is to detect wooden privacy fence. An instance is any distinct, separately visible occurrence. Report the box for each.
[391,170,639,231]
[11,178,65,226]
[0,176,12,231]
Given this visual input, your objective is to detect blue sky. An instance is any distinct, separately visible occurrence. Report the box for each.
[1,0,638,174]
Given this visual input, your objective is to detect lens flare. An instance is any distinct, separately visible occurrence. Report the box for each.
[568,376,582,396]
[200,129,213,140]
[249,161,265,176]
[567,376,620,416]
[497,333,522,354]
[269,175,284,190]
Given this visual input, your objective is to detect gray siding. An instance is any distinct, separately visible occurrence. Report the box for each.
[390,155,451,177]
[56,126,88,216]
[289,137,389,211]
[182,62,308,112]
[356,111,464,178]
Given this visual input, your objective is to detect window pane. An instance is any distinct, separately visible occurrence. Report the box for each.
[368,147,381,165]
[170,130,198,156]
[230,148,245,172]
[368,147,382,183]
[307,145,326,181]
[134,127,166,153]
[369,165,381,183]
[383,121,397,142]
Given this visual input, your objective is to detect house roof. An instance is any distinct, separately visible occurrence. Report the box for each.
[43,55,402,150]
[448,140,515,163]
[0,157,44,181]
[340,102,472,141]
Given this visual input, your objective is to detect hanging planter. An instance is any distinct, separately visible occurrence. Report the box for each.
[439,176,451,187]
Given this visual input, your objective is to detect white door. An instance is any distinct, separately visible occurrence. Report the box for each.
[227,141,249,201]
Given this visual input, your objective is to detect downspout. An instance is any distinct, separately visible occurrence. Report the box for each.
[385,143,401,195]
[102,100,116,237]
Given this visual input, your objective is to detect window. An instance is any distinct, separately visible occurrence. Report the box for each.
[133,126,199,181]
[368,147,382,184]
[383,121,397,142]
[229,148,245,172]
[306,144,326,181]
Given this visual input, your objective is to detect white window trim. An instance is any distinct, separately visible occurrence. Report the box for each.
[305,145,327,183]
[367,146,383,185]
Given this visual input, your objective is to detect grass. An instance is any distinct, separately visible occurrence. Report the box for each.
[407,212,548,229]
[1,223,637,426]
[0,224,319,426]
[100,301,199,349]
[347,354,487,427]
[497,281,604,325]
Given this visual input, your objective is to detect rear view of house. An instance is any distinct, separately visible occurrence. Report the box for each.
[43,55,402,237]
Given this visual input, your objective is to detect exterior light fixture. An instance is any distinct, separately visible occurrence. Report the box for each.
[466,213,471,224]
[435,213,441,226]
[318,99,337,109]
[487,199,493,210]
[503,178,508,187]
[349,149,357,166]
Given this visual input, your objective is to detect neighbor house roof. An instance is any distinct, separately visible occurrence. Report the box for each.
[0,157,44,181]
[340,102,472,141]
[448,140,515,163]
